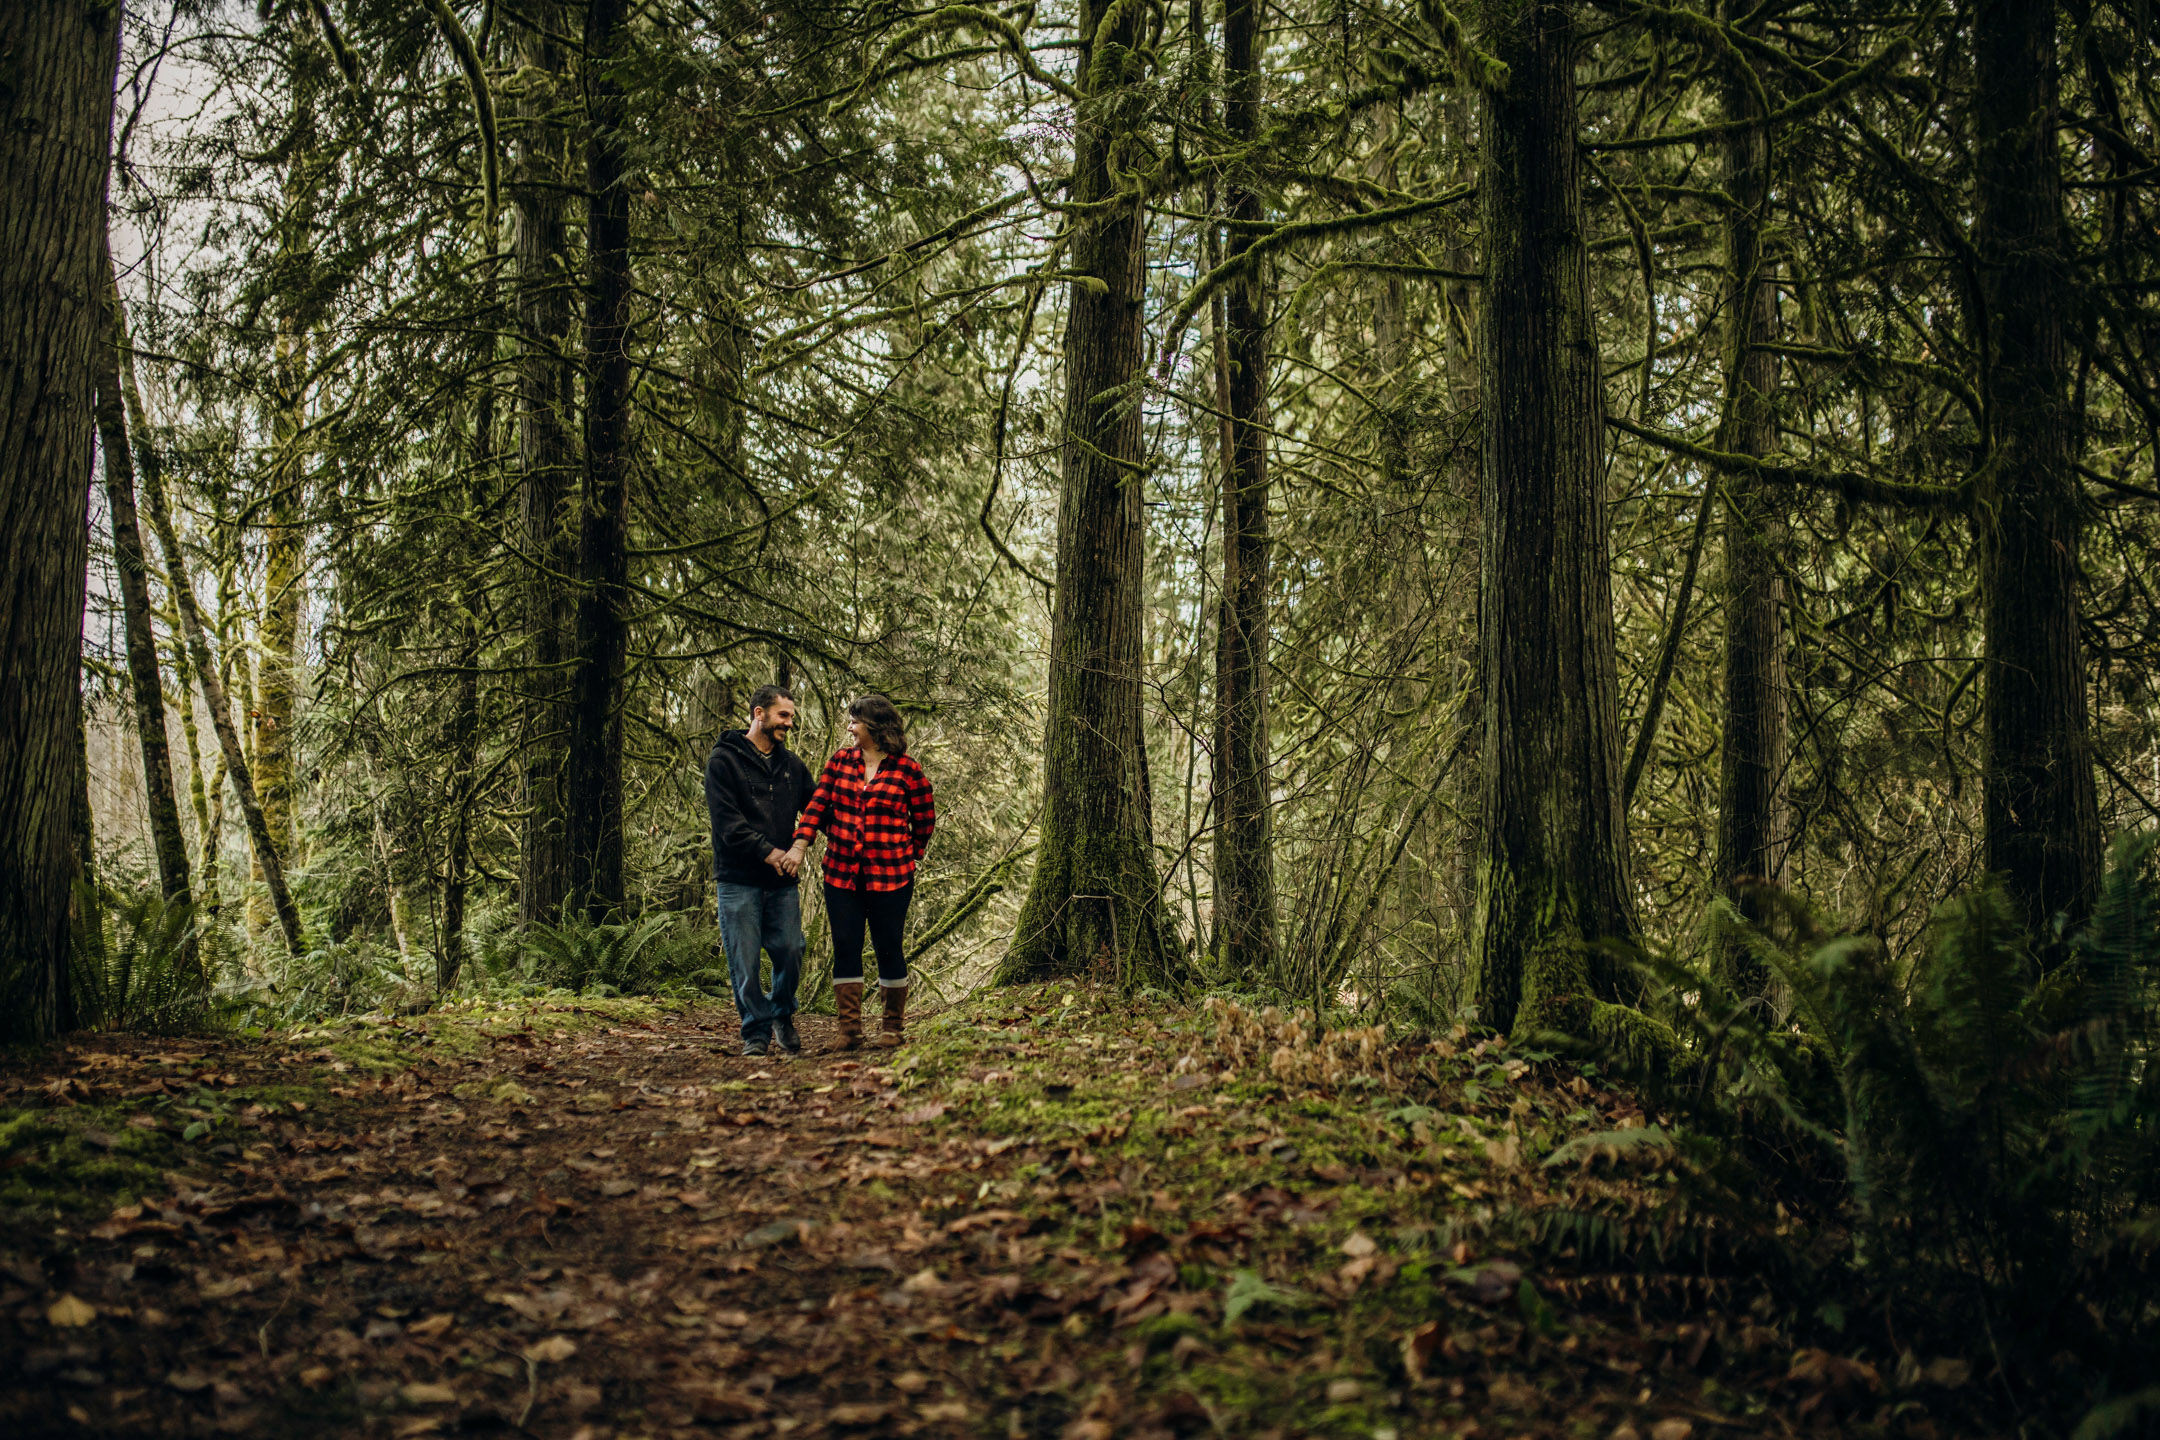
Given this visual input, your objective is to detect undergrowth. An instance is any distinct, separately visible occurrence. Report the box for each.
[1562,833,2160,1434]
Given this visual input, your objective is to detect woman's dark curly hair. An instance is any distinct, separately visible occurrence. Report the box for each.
[848,693,908,757]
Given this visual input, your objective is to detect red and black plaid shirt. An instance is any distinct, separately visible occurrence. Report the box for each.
[795,747,936,892]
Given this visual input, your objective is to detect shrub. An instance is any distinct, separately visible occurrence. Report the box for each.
[1567,834,2160,1430]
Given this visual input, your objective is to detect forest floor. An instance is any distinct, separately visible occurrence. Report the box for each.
[1,985,1982,1439]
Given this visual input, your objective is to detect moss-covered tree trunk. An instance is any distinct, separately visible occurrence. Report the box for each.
[1711,9,1790,986]
[1210,0,1277,979]
[0,0,118,1040]
[252,94,315,929]
[1973,0,2100,936]
[441,390,493,992]
[129,316,307,961]
[1472,0,1637,1038]
[567,0,633,918]
[1000,0,1175,985]
[516,5,578,927]
[94,246,196,937]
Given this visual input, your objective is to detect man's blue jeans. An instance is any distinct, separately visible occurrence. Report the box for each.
[715,882,805,1042]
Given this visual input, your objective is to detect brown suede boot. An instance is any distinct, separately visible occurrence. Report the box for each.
[833,982,864,1051]
[876,983,908,1048]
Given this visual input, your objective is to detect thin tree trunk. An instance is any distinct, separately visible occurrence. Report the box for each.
[1000,0,1174,985]
[1974,0,2099,936]
[123,318,308,959]
[567,0,633,919]
[515,3,578,927]
[1211,0,1277,977]
[0,0,118,1041]
[1472,0,1637,1039]
[171,632,217,909]
[1711,8,1790,988]
[95,246,196,938]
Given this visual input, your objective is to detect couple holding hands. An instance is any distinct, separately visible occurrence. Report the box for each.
[702,688,937,1056]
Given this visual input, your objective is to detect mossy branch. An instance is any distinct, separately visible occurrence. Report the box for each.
[424,0,500,232]
[1155,184,1474,379]
[1415,0,1509,93]
[829,7,1081,115]
[1605,413,1973,511]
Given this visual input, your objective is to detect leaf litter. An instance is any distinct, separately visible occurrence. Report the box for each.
[0,987,1993,1437]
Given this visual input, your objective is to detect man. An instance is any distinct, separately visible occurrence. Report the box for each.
[704,686,814,1056]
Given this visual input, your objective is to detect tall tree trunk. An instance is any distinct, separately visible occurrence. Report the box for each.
[1711,11,1790,987]
[1210,0,1276,977]
[1472,0,1637,1039]
[440,391,493,992]
[568,0,633,918]
[515,4,578,927]
[94,246,197,944]
[124,316,308,959]
[1973,0,2099,936]
[1000,0,1174,985]
[253,52,316,928]
[0,0,118,1041]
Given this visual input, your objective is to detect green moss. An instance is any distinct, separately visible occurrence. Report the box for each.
[1588,1001,1684,1080]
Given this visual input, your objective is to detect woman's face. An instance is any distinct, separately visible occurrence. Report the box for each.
[846,714,876,752]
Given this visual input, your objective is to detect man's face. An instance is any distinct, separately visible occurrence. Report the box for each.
[753,699,797,741]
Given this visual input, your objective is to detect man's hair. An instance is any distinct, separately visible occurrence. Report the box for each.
[749,684,794,718]
[847,692,909,757]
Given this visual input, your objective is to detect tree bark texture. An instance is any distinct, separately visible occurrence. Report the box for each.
[1210,0,1277,978]
[95,245,196,928]
[1472,0,1638,1038]
[1711,10,1790,980]
[516,6,579,927]
[255,69,317,905]
[1000,0,1175,985]
[568,0,633,918]
[441,392,493,991]
[127,331,308,959]
[1973,0,2100,936]
[0,0,118,1040]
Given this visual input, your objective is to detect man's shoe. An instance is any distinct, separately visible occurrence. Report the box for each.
[741,1036,770,1058]
[774,1017,801,1055]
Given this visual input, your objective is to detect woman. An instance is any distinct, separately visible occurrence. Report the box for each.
[785,694,936,1049]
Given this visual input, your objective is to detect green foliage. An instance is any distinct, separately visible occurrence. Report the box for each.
[1587,835,2160,1418]
[495,912,715,997]
[71,882,214,1034]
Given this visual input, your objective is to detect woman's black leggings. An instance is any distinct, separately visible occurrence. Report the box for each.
[825,882,912,986]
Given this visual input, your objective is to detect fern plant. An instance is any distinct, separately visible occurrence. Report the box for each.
[1557,834,2160,1427]
[73,882,214,1033]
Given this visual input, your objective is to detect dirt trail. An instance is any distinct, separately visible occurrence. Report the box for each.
[3,989,1956,1438]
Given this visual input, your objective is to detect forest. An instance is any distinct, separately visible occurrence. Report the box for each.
[4,0,2160,1434]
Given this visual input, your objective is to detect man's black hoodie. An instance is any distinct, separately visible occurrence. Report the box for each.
[704,729,815,889]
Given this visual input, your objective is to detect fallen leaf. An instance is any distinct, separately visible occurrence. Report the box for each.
[902,1102,948,1124]
[892,1371,930,1394]
[298,1365,334,1389]
[400,1381,459,1405]
[829,1402,891,1426]
[1339,1231,1377,1259]
[407,1314,455,1339]
[1326,1378,1363,1402]
[524,1335,578,1364]
[165,1371,212,1393]
[919,1401,971,1421]
[47,1295,96,1328]
[1649,1422,1693,1440]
